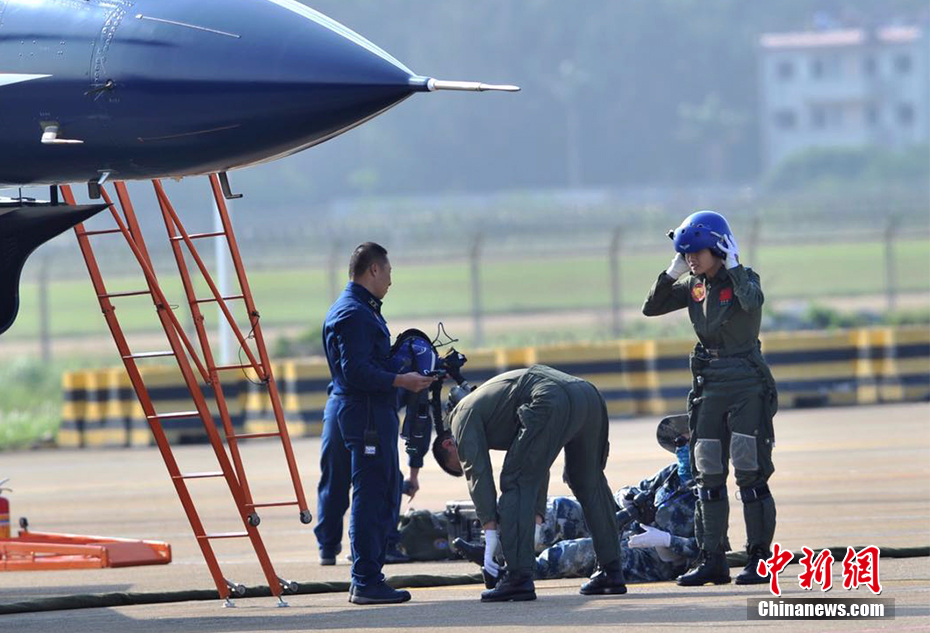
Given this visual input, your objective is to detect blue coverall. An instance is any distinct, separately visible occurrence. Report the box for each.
[314,282,400,589]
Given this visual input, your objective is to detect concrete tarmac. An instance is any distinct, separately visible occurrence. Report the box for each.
[1,402,929,631]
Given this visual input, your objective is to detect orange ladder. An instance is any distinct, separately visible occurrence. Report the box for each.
[61,180,305,607]
[152,175,311,528]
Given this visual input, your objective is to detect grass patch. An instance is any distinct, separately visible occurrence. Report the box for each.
[0,358,109,451]
[5,238,928,342]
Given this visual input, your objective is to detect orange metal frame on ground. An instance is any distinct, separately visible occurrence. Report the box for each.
[59,176,306,604]
[1,529,171,571]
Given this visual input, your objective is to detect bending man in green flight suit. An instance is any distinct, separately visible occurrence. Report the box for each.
[643,210,778,586]
[432,364,627,602]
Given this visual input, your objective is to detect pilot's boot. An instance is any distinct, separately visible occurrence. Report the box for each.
[735,545,771,585]
[676,551,731,586]
[452,538,486,567]
[480,570,536,602]
[736,484,776,585]
[580,560,627,595]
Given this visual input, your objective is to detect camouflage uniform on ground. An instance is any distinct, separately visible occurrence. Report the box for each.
[536,464,698,583]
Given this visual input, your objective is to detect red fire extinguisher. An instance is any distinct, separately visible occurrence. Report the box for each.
[0,478,11,539]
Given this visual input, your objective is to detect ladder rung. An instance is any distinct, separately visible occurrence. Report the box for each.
[124,351,175,360]
[246,501,299,509]
[100,290,151,299]
[80,228,123,236]
[215,364,262,371]
[147,411,200,420]
[193,294,245,305]
[171,231,226,241]
[229,432,280,440]
[198,532,249,540]
[174,471,225,480]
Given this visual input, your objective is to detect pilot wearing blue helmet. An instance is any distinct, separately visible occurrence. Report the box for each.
[643,211,778,588]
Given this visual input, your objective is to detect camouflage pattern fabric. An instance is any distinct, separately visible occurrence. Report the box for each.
[536,464,698,582]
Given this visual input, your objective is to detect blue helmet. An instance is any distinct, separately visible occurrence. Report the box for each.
[388,328,439,376]
[668,210,731,258]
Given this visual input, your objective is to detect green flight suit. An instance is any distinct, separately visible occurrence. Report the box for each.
[449,365,621,576]
[643,265,777,555]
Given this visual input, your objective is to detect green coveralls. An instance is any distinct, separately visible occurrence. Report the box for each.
[643,265,777,555]
[449,365,621,576]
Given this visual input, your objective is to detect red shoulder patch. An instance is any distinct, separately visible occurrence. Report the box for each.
[691,282,706,302]
[719,287,733,302]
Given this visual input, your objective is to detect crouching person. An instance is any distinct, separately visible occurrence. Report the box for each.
[455,415,698,585]
[535,416,698,582]
[433,364,626,602]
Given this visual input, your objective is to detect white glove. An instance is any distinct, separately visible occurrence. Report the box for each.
[716,234,740,269]
[665,252,689,279]
[628,525,672,549]
[483,528,501,577]
[534,523,544,551]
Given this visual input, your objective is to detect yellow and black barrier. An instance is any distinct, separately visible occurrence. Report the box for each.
[60,326,930,448]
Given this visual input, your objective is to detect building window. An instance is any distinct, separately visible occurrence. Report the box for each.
[862,55,877,77]
[776,60,794,80]
[894,54,912,74]
[811,106,826,129]
[897,103,915,127]
[774,110,797,129]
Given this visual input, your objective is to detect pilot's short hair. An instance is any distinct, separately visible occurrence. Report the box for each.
[432,431,463,477]
[349,242,388,280]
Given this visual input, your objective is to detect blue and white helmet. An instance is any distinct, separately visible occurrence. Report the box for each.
[669,210,732,258]
[388,328,439,376]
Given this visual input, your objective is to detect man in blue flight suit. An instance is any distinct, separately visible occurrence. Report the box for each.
[315,242,435,605]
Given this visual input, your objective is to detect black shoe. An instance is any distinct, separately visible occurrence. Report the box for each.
[677,551,731,586]
[320,544,342,566]
[349,582,412,605]
[384,545,411,565]
[452,538,486,566]
[482,568,499,590]
[480,571,536,602]
[580,564,627,596]
[735,546,771,585]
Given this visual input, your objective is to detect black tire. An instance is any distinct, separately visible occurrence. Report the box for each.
[248,512,261,527]
[299,509,312,524]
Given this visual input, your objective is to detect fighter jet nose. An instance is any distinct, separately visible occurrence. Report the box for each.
[237,0,418,94]
[262,0,417,84]
[109,0,424,168]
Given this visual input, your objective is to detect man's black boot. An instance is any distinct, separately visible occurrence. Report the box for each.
[480,570,536,602]
[735,546,771,585]
[349,581,412,605]
[580,560,627,596]
[452,538,486,566]
[676,551,731,586]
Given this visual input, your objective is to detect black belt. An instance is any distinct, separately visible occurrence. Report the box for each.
[693,343,755,360]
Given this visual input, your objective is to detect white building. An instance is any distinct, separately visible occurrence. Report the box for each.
[758,26,929,169]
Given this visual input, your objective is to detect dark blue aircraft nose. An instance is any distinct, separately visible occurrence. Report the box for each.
[101,0,426,175]
[0,0,516,184]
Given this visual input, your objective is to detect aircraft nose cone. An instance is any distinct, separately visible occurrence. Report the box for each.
[258,0,416,86]
[108,0,425,172]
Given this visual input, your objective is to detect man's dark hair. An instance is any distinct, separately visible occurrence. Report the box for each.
[432,431,463,477]
[349,242,388,280]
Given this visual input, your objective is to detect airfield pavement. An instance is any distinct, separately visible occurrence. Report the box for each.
[1,401,928,631]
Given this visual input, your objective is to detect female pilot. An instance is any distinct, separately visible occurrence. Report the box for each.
[642,210,777,586]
